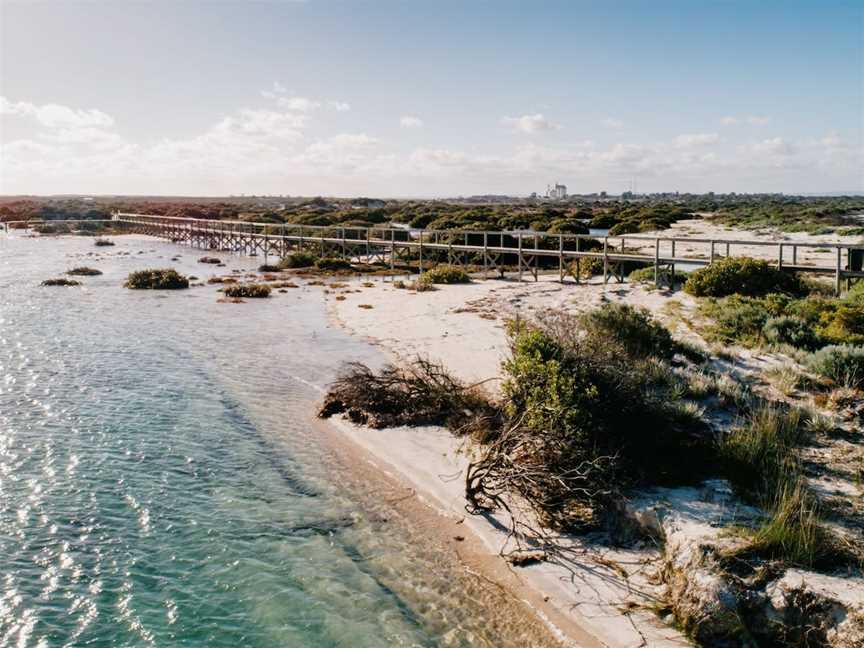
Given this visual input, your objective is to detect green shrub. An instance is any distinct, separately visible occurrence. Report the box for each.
[628,265,687,285]
[124,269,189,289]
[684,257,804,297]
[701,295,772,345]
[762,316,821,350]
[548,219,589,235]
[580,303,676,359]
[279,251,318,268]
[608,220,640,236]
[418,265,471,284]
[66,267,103,276]
[470,322,715,530]
[808,345,864,388]
[222,283,272,298]
[257,263,281,273]
[817,304,864,345]
[314,257,353,271]
[41,278,81,286]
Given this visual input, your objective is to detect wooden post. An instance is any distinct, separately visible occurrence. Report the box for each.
[603,237,609,284]
[778,244,784,270]
[670,240,676,289]
[836,247,842,296]
[419,231,424,275]
[483,231,488,279]
[654,238,660,287]
[792,245,797,266]
[518,233,523,282]
[558,234,564,283]
[710,241,715,264]
[390,228,395,271]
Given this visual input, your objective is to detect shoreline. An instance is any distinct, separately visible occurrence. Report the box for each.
[313,412,598,648]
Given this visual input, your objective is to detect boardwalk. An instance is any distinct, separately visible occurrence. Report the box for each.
[5,213,863,294]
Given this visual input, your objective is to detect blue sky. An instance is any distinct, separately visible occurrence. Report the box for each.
[1,0,861,196]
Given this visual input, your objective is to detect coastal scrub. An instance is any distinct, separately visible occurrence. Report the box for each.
[124,269,190,289]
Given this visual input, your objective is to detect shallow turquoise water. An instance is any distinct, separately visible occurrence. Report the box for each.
[0,234,553,647]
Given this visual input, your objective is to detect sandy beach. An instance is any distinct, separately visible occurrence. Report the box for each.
[322,275,702,647]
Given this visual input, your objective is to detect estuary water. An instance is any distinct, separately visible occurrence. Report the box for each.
[0,234,554,648]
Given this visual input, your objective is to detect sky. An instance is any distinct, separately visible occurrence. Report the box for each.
[0,0,861,197]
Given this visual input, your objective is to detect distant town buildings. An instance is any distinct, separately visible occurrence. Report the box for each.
[546,182,567,200]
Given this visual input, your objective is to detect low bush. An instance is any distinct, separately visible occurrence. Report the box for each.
[318,359,496,431]
[817,304,864,345]
[315,257,353,271]
[466,320,714,530]
[222,283,272,298]
[41,278,80,286]
[700,295,773,345]
[279,251,319,268]
[762,315,821,350]
[684,257,804,297]
[808,345,864,389]
[580,303,676,359]
[94,239,114,247]
[418,265,471,284]
[257,263,281,273]
[627,266,688,286]
[198,256,221,264]
[66,267,103,276]
[124,269,189,289]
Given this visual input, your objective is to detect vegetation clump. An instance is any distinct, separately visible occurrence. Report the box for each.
[94,239,115,247]
[222,283,272,298]
[684,257,804,297]
[318,359,495,430]
[278,251,319,268]
[417,265,471,285]
[762,315,821,350]
[198,256,221,264]
[41,278,81,286]
[124,268,189,289]
[579,303,676,359]
[807,345,864,389]
[66,267,103,276]
[257,263,281,272]
[314,257,353,271]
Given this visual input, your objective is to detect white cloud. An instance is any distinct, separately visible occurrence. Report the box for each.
[602,117,624,129]
[500,113,561,134]
[1,94,859,195]
[748,137,794,156]
[276,96,320,112]
[399,115,423,128]
[260,81,288,99]
[1,96,114,129]
[327,100,351,112]
[747,115,770,126]
[721,114,770,126]
[674,133,720,148]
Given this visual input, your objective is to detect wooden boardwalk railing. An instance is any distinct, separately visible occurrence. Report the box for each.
[4,213,862,294]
